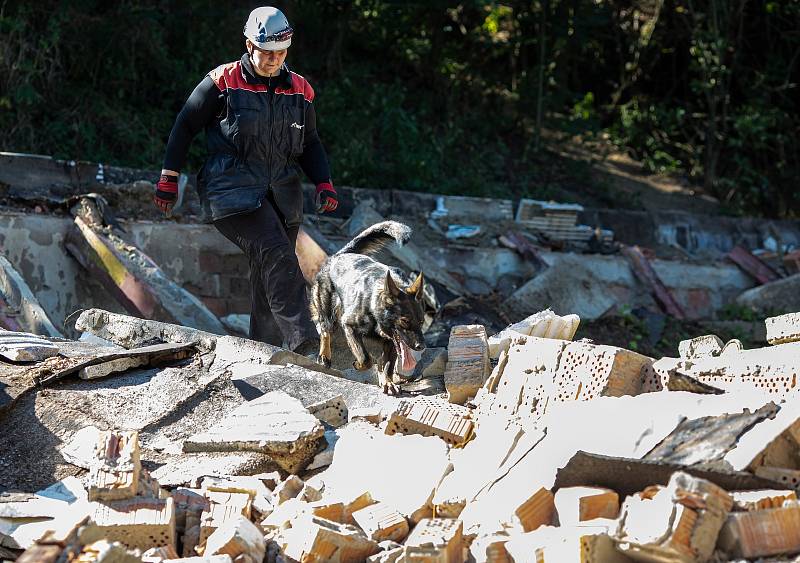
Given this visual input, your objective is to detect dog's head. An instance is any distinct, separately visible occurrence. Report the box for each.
[380,271,426,371]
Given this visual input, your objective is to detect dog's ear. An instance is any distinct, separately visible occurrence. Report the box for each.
[385,271,401,298]
[406,271,424,301]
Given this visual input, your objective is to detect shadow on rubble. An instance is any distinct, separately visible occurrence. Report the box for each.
[0,391,79,493]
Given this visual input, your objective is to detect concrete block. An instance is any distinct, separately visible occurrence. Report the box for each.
[282,515,380,562]
[385,397,474,447]
[261,498,311,531]
[443,325,490,405]
[0,331,59,362]
[204,515,266,563]
[87,431,142,502]
[308,395,348,428]
[513,488,555,533]
[731,489,798,511]
[81,497,176,552]
[678,334,723,360]
[199,491,251,546]
[717,502,800,559]
[352,502,409,543]
[614,472,732,563]
[554,487,619,526]
[766,312,800,345]
[403,518,463,563]
[183,391,325,474]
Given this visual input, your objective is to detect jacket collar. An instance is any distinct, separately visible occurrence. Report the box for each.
[240,53,293,88]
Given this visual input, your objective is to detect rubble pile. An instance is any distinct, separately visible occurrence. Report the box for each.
[1,307,800,562]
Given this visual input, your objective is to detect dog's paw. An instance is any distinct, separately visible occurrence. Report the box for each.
[383,381,401,395]
[317,354,331,368]
[353,358,373,371]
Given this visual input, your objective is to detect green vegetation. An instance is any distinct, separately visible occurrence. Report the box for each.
[1,1,798,217]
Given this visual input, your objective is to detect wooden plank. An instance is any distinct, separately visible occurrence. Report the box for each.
[621,245,686,319]
[727,245,781,285]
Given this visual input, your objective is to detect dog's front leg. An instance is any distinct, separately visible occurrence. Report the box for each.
[344,325,372,371]
[378,339,400,395]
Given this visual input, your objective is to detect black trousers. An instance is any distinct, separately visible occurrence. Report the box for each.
[213,198,317,351]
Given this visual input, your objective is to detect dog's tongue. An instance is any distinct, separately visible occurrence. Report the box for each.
[399,340,418,372]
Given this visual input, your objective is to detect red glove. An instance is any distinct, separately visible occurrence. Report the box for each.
[315,181,338,213]
[154,174,178,214]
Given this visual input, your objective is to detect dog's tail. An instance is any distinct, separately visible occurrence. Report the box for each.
[336,221,411,257]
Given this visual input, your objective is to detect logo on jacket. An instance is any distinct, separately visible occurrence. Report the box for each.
[290,122,304,130]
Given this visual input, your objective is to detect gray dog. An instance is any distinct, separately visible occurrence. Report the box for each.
[310,221,427,394]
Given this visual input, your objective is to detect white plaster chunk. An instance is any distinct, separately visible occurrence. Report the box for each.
[678,334,724,360]
[766,312,800,345]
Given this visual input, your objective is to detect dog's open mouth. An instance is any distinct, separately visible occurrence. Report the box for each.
[394,333,418,372]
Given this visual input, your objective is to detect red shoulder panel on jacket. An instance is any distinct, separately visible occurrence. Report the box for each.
[208,61,268,93]
[276,72,315,102]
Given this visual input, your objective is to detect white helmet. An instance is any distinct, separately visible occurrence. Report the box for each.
[243,7,293,51]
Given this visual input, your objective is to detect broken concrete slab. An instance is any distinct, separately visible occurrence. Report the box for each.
[765,311,800,344]
[149,453,278,489]
[717,502,800,559]
[32,341,197,385]
[385,397,474,447]
[65,197,227,335]
[737,272,800,314]
[614,472,732,563]
[183,391,325,474]
[443,325,489,405]
[0,331,59,362]
[231,363,393,413]
[0,256,61,337]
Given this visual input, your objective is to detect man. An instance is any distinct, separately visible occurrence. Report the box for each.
[155,6,336,355]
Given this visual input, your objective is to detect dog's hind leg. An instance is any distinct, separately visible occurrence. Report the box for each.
[378,339,400,395]
[344,325,372,371]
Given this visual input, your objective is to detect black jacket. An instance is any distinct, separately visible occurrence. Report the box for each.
[164,54,330,225]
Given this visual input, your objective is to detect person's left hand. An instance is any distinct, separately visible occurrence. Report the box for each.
[315,181,338,213]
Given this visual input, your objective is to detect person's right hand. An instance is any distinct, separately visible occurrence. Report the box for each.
[154,173,179,214]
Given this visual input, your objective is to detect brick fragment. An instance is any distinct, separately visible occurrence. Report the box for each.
[554,486,619,525]
[754,466,800,491]
[87,430,141,502]
[204,515,266,563]
[308,395,348,428]
[505,524,630,563]
[385,397,473,447]
[403,518,463,563]
[513,488,555,533]
[80,497,176,552]
[352,502,409,543]
[614,472,732,562]
[444,325,490,405]
[199,491,252,546]
[282,515,379,562]
[731,489,798,511]
[76,540,143,563]
[678,334,723,359]
[766,312,800,345]
[718,502,800,559]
